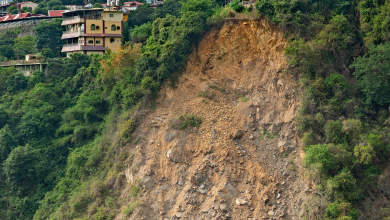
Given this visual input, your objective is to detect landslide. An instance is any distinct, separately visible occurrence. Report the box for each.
[118,19,308,220]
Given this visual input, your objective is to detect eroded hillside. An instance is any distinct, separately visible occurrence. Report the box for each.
[118,19,309,220]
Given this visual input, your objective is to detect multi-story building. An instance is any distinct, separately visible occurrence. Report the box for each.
[61,8,123,57]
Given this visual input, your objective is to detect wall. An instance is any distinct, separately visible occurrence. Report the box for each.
[104,21,121,34]
[85,20,103,34]
[19,2,38,10]
[105,36,120,52]
[102,11,122,22]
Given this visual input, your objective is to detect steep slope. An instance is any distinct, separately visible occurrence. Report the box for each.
[118,19,308,220]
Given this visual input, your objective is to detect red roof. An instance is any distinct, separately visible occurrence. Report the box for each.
[48,10,66,17]
[0,12,31,21]
[123,1,143,6]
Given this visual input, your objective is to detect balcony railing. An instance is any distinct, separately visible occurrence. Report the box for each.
[85,16,103,20]
[63,16,80,21]
[64,43,84,47]
[63,28,84,34]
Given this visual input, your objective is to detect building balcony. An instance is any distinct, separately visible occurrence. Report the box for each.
[61,43,105,52]
[62,29,84,39]
[61,16,83,25]
[61,16,103,25]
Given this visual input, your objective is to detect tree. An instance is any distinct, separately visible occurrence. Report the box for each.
[33,7,48,15]
[47,0,63,9]
[92,3,103,8]
[350,41,390,107]
[0,124,15,163]
[127,4,155,29]
[6,5,18,14]
[130,22,152,44]
[41,48,54,59]
[153,0,181,19]
[13,36,35,59]
[0,45,14,60]
[34,19,64,57]
[20,6,32,13]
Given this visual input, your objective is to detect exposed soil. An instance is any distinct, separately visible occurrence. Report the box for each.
[115,19,312,220]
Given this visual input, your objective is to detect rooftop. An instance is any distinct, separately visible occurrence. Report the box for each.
[48,10,68,17]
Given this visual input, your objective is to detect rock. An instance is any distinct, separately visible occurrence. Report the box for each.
[277,193,281,199]
[176,212,183,218]
[167,150,172,158]
[167,149,184,163]
[159,211,166,215]
[269,123,281,135]
[220,203,228,213]
[146,169,152,176]
[217,183,237,200]
[165,130,177,142]
[249,134,254,140]
[197,188,208,194]
[268,210,275,216]
[190,173,207,186]
[233,130,244,139]
[235,198,248,206]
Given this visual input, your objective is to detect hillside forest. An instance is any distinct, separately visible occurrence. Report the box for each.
[0,0,389,219]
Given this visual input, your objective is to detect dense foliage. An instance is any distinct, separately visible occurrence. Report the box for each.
[0,19,63,61]
[1,0,390,219]
[0,0,215,219]
[255,0,390,218]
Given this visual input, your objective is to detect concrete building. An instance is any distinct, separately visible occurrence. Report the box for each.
[61,8,123,56]
[17,1,38,11]
[65,5,84,11]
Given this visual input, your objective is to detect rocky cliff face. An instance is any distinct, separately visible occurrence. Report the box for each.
[116,19,311,220]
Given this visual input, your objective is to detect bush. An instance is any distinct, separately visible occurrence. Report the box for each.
[327,169,361,202]
[350,42,390,107]
[325,120,344,144]
[304,144,335,175]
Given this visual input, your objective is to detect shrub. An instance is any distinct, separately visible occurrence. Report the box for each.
[304,144,335,175]
[325,120,344,144]
[342,119,362,144]
[326,169,361,202]
[350,42,390,107]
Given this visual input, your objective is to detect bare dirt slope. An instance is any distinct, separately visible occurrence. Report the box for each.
[117,19,311,220]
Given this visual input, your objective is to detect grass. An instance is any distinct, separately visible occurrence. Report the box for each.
[258,129,276,140]
[197,92,205,97]
[290,160,296,172]
[241,96,249,102]
[123,200,141,217]
[178,115,202,129]
[132,136,140,144]
[208,83,226,92]
[130,180,143,197]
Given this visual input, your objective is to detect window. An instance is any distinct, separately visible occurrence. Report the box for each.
[91,24,96,30]
[117,26,120,30]
[109,14,114,17]
[96,26,100,30]
[96,40,101,44]
[88,40,93,44]
[110,38,115,43]
[111,24,116,31]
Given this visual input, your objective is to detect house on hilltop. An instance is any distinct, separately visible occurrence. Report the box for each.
[61,8,123,57]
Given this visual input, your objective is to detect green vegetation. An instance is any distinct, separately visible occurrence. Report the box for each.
[0,0,389,219]
[254,0,390,218]
[0,19,63,61]
[0,0,216,219]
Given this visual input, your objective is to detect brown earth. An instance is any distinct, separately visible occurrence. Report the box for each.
[115,19,316,220]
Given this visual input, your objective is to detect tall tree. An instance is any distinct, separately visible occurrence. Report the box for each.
[34,19,64,57]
